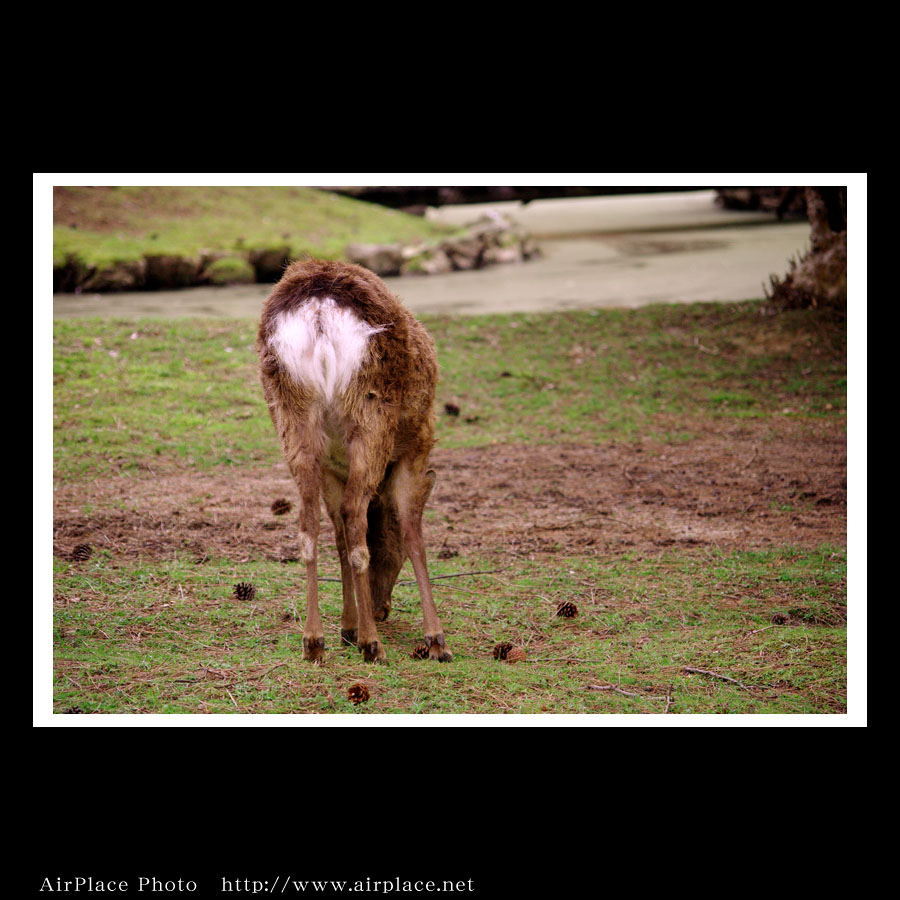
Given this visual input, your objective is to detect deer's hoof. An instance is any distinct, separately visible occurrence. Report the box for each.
[340,628,358,646]
[302,636,326,664]
[425,633,453,662]
[359,639,387,663]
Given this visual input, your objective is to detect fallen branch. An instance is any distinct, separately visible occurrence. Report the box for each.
[741,444,760,470]
[173,665,225,683]
[682,666,754,690]
[173,663,286,685]
[585,683,643,698]
[398,565,513,585]
[246,663,287,681]
[564,510,635,531]
[746,624,776,637]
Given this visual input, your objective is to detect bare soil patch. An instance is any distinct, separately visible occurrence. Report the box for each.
[53,417,845,565]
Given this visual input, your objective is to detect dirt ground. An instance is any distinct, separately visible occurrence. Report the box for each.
[53,418,845,566]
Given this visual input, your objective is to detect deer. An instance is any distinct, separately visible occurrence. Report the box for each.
[256,258,452,664]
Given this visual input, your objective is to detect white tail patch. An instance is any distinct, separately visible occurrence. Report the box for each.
[270,297,386,402]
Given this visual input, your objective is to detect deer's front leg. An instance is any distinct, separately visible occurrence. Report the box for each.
[405,518,452,662]
[395,465,452,662]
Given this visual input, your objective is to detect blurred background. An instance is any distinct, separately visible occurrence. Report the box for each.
[323,185,810,216]
[51,184,847,318]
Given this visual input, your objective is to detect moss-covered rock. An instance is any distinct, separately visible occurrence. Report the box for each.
[400,247,453,276]
[345,243,405,276]
[80,259,147,292]
[482,245,523,266]
[203,256,256,285]
[440,237,484,270]
[144,255,204,289]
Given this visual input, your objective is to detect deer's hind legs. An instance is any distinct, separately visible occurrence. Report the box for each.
[283,415,327,664]
[323,470,358,647]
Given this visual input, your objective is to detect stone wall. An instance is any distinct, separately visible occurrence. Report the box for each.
[345,213,540,277]
[54,214,539,293]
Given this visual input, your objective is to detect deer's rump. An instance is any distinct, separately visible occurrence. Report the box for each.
[257,260,437,467]
[265,296,386,404]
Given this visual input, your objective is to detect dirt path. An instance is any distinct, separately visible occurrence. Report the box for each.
[53,419,845,565]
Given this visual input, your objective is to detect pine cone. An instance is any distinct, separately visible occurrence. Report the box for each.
[493,641,514,661]
[772,612,789,625]
[271,498,292,516]
[411,644,429,660]
[347,683,370,705]
[233,582,256,602]
[556,600,578,618]
[71,543,93,562]
[506,647,527,664]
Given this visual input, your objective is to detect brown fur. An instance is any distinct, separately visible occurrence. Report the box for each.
[256,259,451,663]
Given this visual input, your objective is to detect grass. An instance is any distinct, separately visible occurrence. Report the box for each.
[432,301,845,446]
[52,301,846,480]
[50,299,849,715]
[52,545,847,714]
[53,186,458,270]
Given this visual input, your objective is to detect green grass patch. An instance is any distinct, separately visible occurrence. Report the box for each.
[431,302,845,444]
[53,185,458,270]
[53,301,847,479]
[52,545,846,714]
[205,256,255,285]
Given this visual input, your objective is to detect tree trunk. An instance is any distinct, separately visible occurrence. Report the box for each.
[767,187,847,309]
